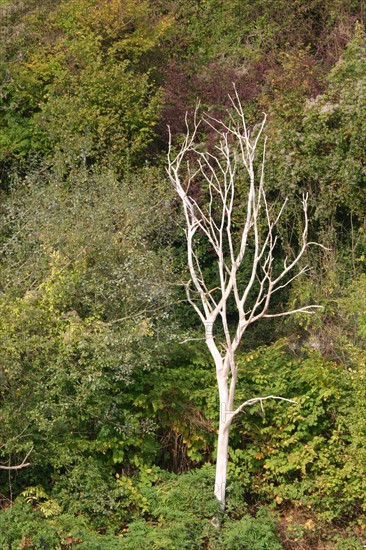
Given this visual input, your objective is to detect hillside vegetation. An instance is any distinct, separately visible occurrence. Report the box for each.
[1,1,366,548]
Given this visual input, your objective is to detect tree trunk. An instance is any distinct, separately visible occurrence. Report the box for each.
[214,419,230,510]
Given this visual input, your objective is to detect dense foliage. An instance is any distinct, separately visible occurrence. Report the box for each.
[1,0,366,548]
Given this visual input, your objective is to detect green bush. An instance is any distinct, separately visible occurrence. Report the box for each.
[119,466,219,548]
[217,507,283,550]
[119,467,282,549]
[226,339,366,523]
[0,498,125,549]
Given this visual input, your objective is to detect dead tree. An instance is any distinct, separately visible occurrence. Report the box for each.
[167,88,322,511]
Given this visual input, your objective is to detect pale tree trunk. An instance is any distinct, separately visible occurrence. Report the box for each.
[214,358,235,510]
[214,420,230,509]
[167,86,324,512]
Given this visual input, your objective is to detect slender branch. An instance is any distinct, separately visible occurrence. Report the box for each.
[0,447,33,470]
[263,305,322,318]
[232,396,297,417]
[179,336,211,344]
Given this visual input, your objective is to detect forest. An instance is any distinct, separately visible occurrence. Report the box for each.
[0,0,366,548]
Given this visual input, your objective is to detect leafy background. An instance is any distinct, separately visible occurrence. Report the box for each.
[0,0,366,547]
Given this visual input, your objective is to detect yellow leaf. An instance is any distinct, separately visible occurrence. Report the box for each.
[253,452,265,459]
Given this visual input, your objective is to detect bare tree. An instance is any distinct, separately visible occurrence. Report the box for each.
[167,89,322,511]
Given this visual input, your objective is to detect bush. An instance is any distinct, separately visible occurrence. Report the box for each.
[0,499,124,549]
[217,507,283,550]
[227,339,366,523]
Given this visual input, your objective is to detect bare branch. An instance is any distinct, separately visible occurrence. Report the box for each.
[232,396,297,417]
[263,305,322,318]
[0,447,33,470]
